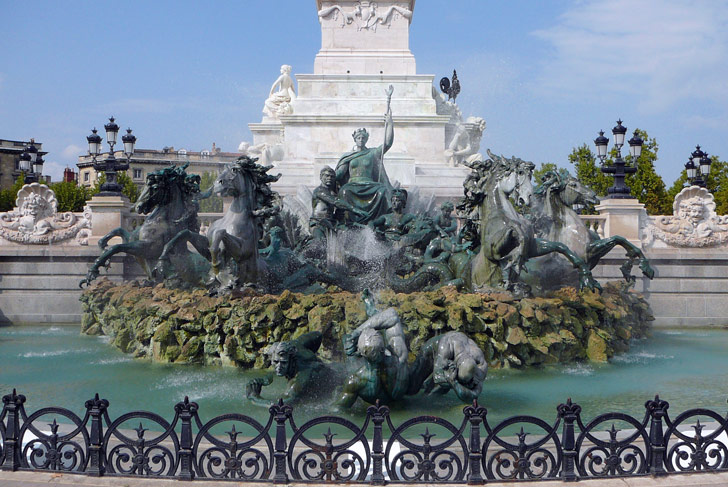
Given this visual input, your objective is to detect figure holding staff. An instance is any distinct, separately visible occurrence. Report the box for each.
[335,85,395,224]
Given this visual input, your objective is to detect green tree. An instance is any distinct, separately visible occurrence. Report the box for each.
[567,144,612,197]
[622,129,670,215]
[49,181,91,212]
[0,176,26,212]
[93,171,140,203]
[667,156,728,215]
[568,129,670,215]
[198,171,222,213]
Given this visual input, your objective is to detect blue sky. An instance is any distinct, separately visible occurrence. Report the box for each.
[1,0,726,186]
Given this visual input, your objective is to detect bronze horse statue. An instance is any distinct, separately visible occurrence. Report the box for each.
[387,151,600,295]
[80,164,208,288]
[469,151,600,295]
[532,169,654,287]
[155,156,280,294]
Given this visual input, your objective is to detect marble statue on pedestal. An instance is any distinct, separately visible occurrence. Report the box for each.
[444,117,486,167]
[263,65,296,120]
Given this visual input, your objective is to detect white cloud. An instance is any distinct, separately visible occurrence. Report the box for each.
[62,144,84,160]
[531,0,728,114]
[42,160,67,183]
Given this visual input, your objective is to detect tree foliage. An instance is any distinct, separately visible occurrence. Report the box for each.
[568,129,670,215]
[567,144,612,197]
[93,171,140,203]
[667,156,728,215]
[0,176,27,212]
[623,129,670,215]
[49,181,91,212]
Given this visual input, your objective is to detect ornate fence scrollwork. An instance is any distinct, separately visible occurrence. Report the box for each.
[574,411,649,478]
[482,414,562,481]
[385,414,469,482]
[5,390,728,483]
[18,407,90,472]
[192,412,274,480]
[287,414,371,482]
[664,408,728,472]
[103,410,180,476]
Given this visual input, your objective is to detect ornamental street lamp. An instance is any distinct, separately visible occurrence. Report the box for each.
[685,145,712,188]
[594,120,643,199]
[86,117,136,195]
[19,139,44,184]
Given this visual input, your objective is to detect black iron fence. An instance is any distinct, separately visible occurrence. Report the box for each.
[1,389,727,483]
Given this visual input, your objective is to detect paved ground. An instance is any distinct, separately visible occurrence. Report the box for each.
[3,471,728,487]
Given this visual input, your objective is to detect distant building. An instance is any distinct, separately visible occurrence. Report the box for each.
[63,167,77,183]
[76,144,241,189]
[0,138,46,190]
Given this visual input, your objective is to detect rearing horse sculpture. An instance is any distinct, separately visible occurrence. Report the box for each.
[155,156,280,294]
[533,169,654,286]
[80,164,207,288]
[469,151,599,295]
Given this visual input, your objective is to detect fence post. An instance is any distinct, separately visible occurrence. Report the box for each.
[646,395,669,476]
[175,396,198,480]
[85,393,109,476]
[368,400,389,485]
[464,400,487,485]
[1,389,26,471]
[557,398,581,482]
[271,398,292,484]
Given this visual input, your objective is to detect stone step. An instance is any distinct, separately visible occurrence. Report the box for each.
[0,290,84,324]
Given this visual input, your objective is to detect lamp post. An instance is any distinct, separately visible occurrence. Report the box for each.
[594,119,643,199]
[86,117,136,195]
[685,145,712,188]
[19,139,44,184]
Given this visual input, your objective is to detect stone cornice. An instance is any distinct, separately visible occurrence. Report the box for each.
[276,114,451,124]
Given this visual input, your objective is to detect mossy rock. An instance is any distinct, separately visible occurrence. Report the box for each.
[81,281,653,371]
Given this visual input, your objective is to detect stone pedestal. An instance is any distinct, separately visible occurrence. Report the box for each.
[595,198,646,245]
[249,0,472,201]
[86,194,131,246]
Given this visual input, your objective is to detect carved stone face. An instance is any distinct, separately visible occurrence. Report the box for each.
[320,169,336,188]
[20,194,46,219]
[353,132,369,149]
[391,194,405,212]
[271,350,293,377]
[687,200,705,224]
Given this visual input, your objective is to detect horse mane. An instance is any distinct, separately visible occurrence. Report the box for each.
[230,155,282,220]
[146,163,202,196]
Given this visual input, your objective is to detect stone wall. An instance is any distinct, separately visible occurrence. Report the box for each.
[593,248,728,327]
[80,280,653,369]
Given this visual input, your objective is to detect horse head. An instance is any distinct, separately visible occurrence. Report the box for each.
[512,157,535,207]
[536,170,598,209]
[488,151,534,207]
[134,163,200,216]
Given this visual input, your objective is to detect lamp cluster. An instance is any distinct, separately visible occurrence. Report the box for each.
[87,117,136,195]
[18,139,44,184]
[594,119,643,199]
[685,145,712,188]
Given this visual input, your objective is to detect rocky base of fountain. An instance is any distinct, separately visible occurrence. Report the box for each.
[80,280,653,369]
